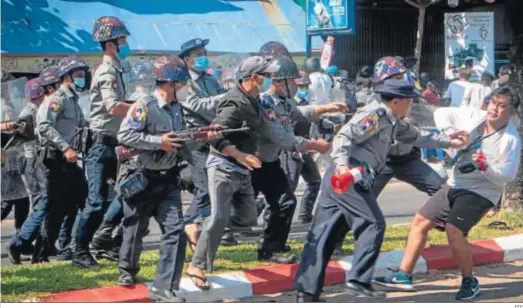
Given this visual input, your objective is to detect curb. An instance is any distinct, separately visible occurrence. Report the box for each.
[41,234,523,303]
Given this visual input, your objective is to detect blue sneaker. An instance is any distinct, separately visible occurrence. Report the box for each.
[456,276,480,301]
[373,271,415,291]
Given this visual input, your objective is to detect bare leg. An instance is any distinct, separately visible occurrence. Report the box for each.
[184,224,200,253]
[399,214,436,273]
[446,223,473,277]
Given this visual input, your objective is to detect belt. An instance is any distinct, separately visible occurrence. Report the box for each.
[93,133,118,146]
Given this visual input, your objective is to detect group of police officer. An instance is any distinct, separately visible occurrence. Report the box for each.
[1,14,472,303]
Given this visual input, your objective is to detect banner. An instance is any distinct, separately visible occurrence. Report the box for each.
[306,0,356,35]
[444,12,495,81]
[320,36,335,69]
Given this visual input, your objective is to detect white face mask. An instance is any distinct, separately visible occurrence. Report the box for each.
[175,84,189,102]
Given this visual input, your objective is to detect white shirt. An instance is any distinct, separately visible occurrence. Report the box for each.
[461,83,492,110]
[444,80,471,107]
[308,71,333,105]
[434,107,521,205]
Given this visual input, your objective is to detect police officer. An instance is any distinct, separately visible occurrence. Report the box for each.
[33,56,89,262]
[295,80,464,302]
[254,56,347,263]
[178,38,227,250]
[7,78,49,264]
[73,16,132,268]
[294,79,467,302]
[370,57,447,199]
[117,56,205,302]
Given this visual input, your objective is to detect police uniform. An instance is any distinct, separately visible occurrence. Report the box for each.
[117,92,197,300]
[33,84,88,261]
[179,38,227,226]
[253,92,315,259]
[74,54,127,265]
[294,79,452,302]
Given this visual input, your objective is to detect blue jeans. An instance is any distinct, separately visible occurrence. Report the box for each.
[75,142,122,248]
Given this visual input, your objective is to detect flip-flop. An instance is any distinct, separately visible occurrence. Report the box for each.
[187,272,211,290]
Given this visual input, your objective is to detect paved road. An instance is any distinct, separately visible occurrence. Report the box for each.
[235,261,523,303]
[0,181,429,266]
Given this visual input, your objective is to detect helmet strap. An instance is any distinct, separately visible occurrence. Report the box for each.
[284,80,291,99]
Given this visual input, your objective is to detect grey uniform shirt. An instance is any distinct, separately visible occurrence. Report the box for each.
[117,92,199,171]
[331,101,451,173]
[19,102,38,159]
[90,55,127,137]
[36,85,87,152]
[258,92,315,162]
[181,70,227,127]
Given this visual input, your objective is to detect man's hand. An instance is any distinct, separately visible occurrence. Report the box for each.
[472,150,488,172]
[205,124,223,141]
[325,102,349,113]
[160,132,183,153]
[305,139,331,154]
[448,131,469,148]
[234,152,262,171]
[335,164,351,175]
[64,147,78,163]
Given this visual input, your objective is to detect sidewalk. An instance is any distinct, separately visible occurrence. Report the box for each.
[41,233,523,303]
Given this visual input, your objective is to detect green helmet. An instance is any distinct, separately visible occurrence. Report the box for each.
[270,56,299,80]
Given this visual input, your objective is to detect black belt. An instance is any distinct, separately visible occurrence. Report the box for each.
[93,133,118,146]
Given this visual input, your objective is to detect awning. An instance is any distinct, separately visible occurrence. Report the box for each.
[1,0,324,55]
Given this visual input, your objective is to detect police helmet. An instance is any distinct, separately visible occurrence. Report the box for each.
[304,57,321,73]
[373,56,406,83]
[92,16,130,42]
[259,41,291,58]
[295,71,311,86]
[152,56,190,82]
[57,56,89,78]
[25,78,44,99]
[38,65,60,86]
[269,56,300,80]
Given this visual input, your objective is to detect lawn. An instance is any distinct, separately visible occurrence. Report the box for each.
[2,211,522,302]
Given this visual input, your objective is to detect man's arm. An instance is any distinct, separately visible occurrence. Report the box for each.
[117,101,161,150]
[395,120,452,149]
[98,72,130,117]
[37,98,71,152]
[482,133,521,185]
[207,100,243,152]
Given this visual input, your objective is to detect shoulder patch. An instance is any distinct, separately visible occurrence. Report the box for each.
[127,102,148,129]
[264,110,278,122]
[261,94,274,109]
[48,99,61,112]
[358,112,380,133]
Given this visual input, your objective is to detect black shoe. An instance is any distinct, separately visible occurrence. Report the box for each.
[296,291,324,302]
[148,287,185,303]
[56,253,73,261]
[118,274,136,287]
[7,242,21,265]
[258,250,297,264]
[93,247,119,261]
[278,245,292,253]
[72,248,100,269]
[345,280,386,299]
[92,221,118,250]
[221,234,238,246]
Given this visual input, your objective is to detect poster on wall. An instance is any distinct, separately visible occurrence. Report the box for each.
[320,36,335,69]
[306,0,356,35]
[444,12,495,81]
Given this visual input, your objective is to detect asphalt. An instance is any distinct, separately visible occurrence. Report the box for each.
[0,180,429,266]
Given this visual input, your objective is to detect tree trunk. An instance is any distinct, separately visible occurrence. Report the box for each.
[413,5,426,77]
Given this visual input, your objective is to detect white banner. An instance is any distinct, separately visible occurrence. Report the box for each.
[444,12,495,81]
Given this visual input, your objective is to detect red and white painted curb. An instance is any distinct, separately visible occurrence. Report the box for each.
[41,234,523,303]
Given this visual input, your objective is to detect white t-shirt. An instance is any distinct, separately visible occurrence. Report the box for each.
[461,83,492,110]
[445,80,471,107]
[308,72,333,105]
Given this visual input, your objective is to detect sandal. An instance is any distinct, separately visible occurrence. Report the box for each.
[187,272,211,290]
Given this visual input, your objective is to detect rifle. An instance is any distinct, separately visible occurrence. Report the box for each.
[115,121,251,162]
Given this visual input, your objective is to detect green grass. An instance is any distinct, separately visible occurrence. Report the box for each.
[2,212,522,302]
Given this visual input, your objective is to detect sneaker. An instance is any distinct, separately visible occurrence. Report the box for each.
[373,271,415,291]
[456,276,480,301]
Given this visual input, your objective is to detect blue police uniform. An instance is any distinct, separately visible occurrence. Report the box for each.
[294,79,453,302]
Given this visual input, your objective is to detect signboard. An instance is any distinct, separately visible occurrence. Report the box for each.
[306,0,356,35]
[320,36,335,69]
[444,12,495,80]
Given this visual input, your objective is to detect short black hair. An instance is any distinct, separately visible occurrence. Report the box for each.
[489,86,520,110]
[458,67,472,80]
[498,65,510,77]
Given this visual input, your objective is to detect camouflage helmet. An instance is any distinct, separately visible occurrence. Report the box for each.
[304,57,321,73]
[57,56,89,78]
[25,78,44,99]
[373,56,406,83]
[92,16,130,42]
[270,56,300,80]
[221,69,236,82]
[295,71,311,85]
[259,41,291,58]
[152,56,190,82]
[38,65,60,86]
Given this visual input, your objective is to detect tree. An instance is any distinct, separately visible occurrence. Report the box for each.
[501,0,523,212]
[404,0,443,76]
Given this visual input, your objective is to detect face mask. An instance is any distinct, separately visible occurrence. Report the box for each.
[192,56,210,72]
[258,77,272,93]
[73,77,86,92]
[118,44,130,60]
[297,88,309,100]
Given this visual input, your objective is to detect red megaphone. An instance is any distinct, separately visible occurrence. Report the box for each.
[330,166,365,194]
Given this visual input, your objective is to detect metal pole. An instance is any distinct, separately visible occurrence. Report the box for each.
[306,34,312,58]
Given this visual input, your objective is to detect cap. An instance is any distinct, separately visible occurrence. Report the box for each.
[237,56,279,79]
[374,79,420,98]
[179,38,209,58]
